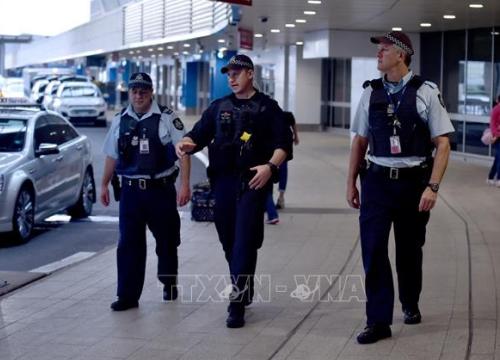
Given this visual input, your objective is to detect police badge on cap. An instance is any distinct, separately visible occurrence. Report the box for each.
[129,72,153,89]
[221,54,254,74]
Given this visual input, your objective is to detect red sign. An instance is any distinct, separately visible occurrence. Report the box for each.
[238,28,253,50]
[212,0,252,6]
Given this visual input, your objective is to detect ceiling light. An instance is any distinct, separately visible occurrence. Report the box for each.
[443,14,456,19]
[182,51,189,55]
[129,50,134,54]
[308,0,321,4]
[469,4,483,8]
[296,41,304,45]
[173,52,179,56]
[285,23,296,28]
[255,33,263,38]
[392,27,402,31]
[157,47,163,51]
[420,23,432,27]
[151,54,156,57]
[270,29,280,33]
[148,48,154,52]
[304,11,316,15]
[492,31,500,36]
[183,43,190,48]
[217,39,225,43]
[296,19,307,23]
[167,45,174,50]
[158,53,163,57]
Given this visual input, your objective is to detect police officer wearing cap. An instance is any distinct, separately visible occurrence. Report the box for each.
[346,31,454,344]
[175,54,292,328]
[101,72,191,311]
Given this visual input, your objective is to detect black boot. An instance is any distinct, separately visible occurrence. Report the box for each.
[110,298,139,311]
[356,325,391,344]
[163,284,178,301]
[226,303,245,328]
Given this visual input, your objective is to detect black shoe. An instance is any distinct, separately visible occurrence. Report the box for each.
[226,304,245,328]
[227,298,252,312]
[356,325,391,344]
[403,308,422,324]
[110,299,139,311]
[163,285,178,301]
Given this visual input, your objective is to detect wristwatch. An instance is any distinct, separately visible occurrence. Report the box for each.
[267,162,279,177]
[427,182,440,193]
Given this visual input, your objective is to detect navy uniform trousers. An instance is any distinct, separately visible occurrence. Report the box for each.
[359,167,430,326]
[117,179,180,301]
[212,174,268,303]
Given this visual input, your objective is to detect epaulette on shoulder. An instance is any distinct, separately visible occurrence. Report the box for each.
[423,81,437,90]
[159,105,174,115]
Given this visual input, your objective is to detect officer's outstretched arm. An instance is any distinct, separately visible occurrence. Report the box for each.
[346,135,369,209]
[100,156,117,207]
[178,155,191,206]
[175,137,197,158]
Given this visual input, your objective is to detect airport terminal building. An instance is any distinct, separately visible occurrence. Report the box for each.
[3,0,500,158]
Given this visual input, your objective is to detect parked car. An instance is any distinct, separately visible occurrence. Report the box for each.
[30,79,49,103]
[52,82,107,127]
[0,78,27,99]
[42,80,61,110]
[0,100,96,242]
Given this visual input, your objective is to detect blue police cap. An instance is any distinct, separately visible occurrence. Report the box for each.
[129,72,153,89]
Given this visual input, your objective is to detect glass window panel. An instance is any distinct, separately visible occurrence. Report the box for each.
[450,120,464,152]
[464,122,489,155]
[493,28,500,103]
[420,32,442,87]
[443,30,466,113]
[463,28,493,116]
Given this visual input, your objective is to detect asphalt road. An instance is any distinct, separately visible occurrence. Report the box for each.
[0,122,207,272]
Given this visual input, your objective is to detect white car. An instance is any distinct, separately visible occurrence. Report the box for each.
[42,80,61,110]
[1,78,27,99]
[0,100,96,242]
[52,82,107,127]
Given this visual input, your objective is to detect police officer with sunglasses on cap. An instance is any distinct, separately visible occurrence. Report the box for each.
[347,31,454,344]
[101,72,191,311]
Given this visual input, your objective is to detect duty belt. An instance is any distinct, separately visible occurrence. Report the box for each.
[366,161,431,180]
[123,169,178,190]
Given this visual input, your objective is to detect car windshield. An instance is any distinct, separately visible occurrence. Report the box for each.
[0,118,27,152]
[61,86,98,98]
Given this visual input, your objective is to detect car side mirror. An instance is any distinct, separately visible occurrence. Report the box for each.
[35,143,59,157]
[36,95,44,104]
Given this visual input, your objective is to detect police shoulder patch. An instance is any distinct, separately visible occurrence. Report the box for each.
[162,106,174,115]
[173,117,184,130]
[437,93,446,109]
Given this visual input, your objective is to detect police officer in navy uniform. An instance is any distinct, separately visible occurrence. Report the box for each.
[175,54,293,328]
[101,72,191,311]
[346,32,454,344]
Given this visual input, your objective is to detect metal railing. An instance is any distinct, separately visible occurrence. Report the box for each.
[123,0,230,45]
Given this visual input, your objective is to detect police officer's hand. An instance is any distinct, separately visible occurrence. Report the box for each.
[418,187,437,212]
[100,185,110,207]
[248,165,272,190]
[346,184,360,209]
[175,138,197,158]
[177,184,191,207]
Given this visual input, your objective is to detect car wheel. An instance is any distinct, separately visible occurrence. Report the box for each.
[12,187,35,242]
[68,168,95,219]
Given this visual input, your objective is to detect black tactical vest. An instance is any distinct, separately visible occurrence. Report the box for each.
[115,109,176,177]
[208,96,262,176]
[368,75,433,158]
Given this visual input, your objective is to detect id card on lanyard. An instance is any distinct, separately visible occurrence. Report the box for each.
[385,86,406,154]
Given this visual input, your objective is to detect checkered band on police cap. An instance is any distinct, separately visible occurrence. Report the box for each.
[129,72,153,89]
[370,31,414,56]
[221,54,254,74]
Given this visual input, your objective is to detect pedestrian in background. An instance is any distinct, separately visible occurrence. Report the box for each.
[487,95,500,186]
[101,72,191,311]
[265,111,299,224]
[347,31,454,344]
[175,54,293,328]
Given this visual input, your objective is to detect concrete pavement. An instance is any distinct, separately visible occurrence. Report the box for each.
[0,124,499,360]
